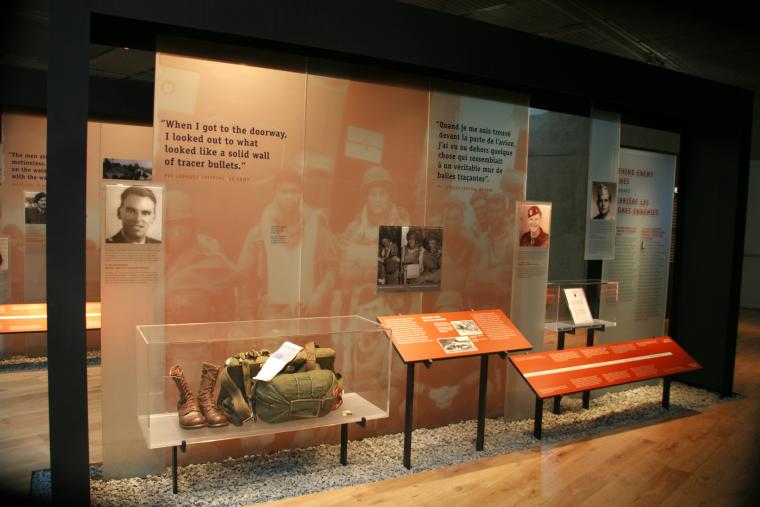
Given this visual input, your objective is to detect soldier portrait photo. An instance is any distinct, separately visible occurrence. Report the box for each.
[104,184,163,244]
[518,203,550,248]
[590,181,617,220]
[24,191,47,225]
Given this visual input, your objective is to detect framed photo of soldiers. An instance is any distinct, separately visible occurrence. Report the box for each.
[378,225,443,292]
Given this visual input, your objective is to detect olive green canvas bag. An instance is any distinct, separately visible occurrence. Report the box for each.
[218,342,343,425]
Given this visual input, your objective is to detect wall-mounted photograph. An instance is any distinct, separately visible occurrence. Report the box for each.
[103,158,153,181]
[104,184,163,244]
[24,191,46,225]
[518,203,551,248]
[590,181,617,221]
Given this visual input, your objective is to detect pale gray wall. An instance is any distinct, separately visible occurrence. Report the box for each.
[526,109,590,281]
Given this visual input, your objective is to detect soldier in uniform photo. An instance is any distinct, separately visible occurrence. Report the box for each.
[106,186,161,244]
[402,228,423,284]
[593,182,614,220]
[519,205,549,247]
[338,166,409,310]
[25,192,47,224]
[237,171,337,319]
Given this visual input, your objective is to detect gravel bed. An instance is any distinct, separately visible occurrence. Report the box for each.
[32,382,730,506]
[0,351,101,372]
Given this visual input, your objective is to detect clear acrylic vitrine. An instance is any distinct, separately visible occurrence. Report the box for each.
[545,279,619,333]
[136,316,391,449]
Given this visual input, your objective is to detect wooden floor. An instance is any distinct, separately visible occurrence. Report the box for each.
[262,311,760,507]
[0,311,758,505]
[0,364,102,496]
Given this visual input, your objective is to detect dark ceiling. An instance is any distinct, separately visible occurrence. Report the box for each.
[398,0,760,93]
[3,1,759,90]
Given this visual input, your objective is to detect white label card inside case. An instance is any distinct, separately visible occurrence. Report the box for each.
[564,288,595,327]
[253,341,304,382]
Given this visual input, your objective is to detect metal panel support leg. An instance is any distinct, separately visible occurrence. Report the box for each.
[403,362,415,469]
[662,376,672,409]
[476,354,489,451]
[582,328,596,409]
[553,331,565,414]
[340,423,348,465]
[534,396,544,439]
[172,445,178,494]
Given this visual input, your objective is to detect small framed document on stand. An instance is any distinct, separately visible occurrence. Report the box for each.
[564,288,594,326]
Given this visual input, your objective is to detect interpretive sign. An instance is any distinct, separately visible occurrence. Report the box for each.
[378,309,531,363]
[510,336,700,398]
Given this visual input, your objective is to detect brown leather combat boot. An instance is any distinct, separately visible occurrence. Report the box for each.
[169,364,206,429]
[198,362,229,428]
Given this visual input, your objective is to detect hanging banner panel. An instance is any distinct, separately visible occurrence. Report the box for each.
[601,148,676,342]
[584,110,620,260]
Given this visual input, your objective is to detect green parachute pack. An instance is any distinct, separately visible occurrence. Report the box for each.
[217,341,343,425]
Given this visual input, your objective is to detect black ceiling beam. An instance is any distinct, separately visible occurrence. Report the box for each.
[88,0,752,116]
[0,66,153,123]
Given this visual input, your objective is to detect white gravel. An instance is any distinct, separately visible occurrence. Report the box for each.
[37,382,730,505]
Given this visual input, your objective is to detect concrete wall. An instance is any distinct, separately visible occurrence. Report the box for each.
[526,109,590,281]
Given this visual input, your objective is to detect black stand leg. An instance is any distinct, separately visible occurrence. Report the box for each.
[553,331,565,414]
[340,423,348,465]
[172,446,178,494]
[662,376,672,409]
[403,362,415,469]
[581,328,595,409]
[534,396,543,440]
[476,354,489,451]
[171,440,186,494]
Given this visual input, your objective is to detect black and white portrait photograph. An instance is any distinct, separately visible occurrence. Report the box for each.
[518,203,551,248]
[437,336,478,354]
[103,158,153,181]
[104,184,163,244]
[590,181,617,220]
[24,191,47,225]
[377,225,403,290]
[450,319,483,337]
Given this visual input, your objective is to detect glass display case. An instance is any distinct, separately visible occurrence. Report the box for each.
[136,316,391,450]
[545,279,619,333]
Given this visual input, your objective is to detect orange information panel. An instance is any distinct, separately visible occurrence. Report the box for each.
[510,336,701,398]
[378,309,532,363]
[0,302,101,333]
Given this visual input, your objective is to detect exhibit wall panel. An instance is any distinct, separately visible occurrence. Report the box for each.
[95,50,532,473]
[421,89,529,425]
[602,148,676,343]
[0,113,149,358]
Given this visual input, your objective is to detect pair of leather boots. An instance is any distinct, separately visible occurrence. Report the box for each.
[169,362,228,429]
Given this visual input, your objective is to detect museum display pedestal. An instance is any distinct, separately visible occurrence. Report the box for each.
[510,336,701,439]
[545,280,619,412]
[378,309,532,468]
[136,316,391,492]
